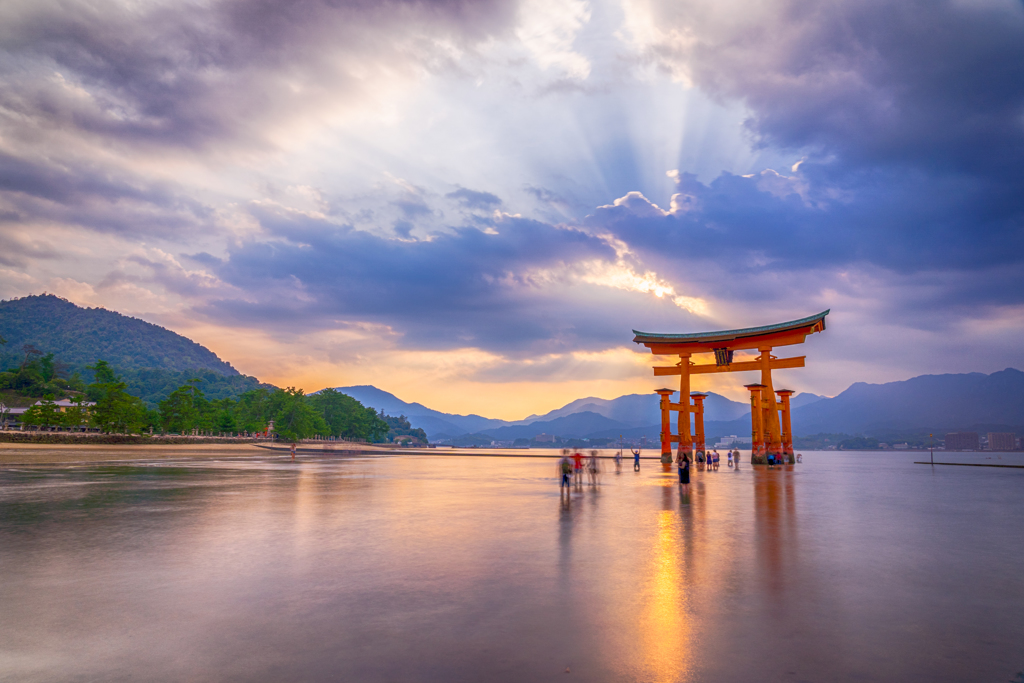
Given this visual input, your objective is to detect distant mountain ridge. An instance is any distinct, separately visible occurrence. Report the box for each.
[0,294,238,375]
[336,384,751,441]
[792,369,1024,434]
[338,369,1023,443]
[7,295,1018,441]
[520,392,749,425]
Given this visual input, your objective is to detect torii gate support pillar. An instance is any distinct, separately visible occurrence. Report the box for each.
[746,383,766,464]
[656,389,675,462]
[692,393,707,460]
[759,347,784,458]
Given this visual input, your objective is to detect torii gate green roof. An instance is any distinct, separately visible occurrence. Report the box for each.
[632,310,829,345]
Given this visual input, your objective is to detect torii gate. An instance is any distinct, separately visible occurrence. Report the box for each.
[632,311,829,464]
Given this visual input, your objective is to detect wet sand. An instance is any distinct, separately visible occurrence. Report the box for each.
[0,442,273,465]
[0,442,664,465]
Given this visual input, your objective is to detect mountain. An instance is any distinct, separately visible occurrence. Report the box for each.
[480,411,634,441]
[339,368,1024,444]
[335,384,750,441]
[790,392,824,408]
[0,294,238,375]
[791,369,1024,434]
[521,391,749,426]
[334,385,508,435]
[0,294,272,406]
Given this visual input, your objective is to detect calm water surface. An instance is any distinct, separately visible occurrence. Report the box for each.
[1,451,1022,682]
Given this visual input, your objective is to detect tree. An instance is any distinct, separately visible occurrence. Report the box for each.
[86,362,146,433]
[68,371,86,392]
[39,353,56,382]
[90,381,147,433]
[272,387,328,441]
[87,360,118,385]
[307,388,388,441]
[380,413,428,444]
[21,344,42,366]
[21,398,62,429]
[214,398,237,432]
[60,396,91,430]
[159,378,211,433]
[234,388,276,434]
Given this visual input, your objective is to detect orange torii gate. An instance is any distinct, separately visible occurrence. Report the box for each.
[633,311,829,464]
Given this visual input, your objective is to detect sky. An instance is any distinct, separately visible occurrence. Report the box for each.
[1,0,1023,419]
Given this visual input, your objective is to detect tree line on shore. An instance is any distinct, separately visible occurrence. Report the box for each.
[5,354,417,442]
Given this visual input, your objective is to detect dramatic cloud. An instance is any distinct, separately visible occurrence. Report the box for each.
[1,0,1023,412]
[623,0,1024,168]
[198,201,704,355]
[0,0,517,150]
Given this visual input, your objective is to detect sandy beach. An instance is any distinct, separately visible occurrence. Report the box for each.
[0,442,401,466]
[0,442,281,466]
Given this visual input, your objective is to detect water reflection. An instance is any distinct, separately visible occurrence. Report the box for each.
[637,509,692,682]
[753,468,799,597]
[1,453,1023,682]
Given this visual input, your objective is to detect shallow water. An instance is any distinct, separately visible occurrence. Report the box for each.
[1,451,1022,682]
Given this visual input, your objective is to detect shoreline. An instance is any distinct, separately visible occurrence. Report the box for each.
[0,442,674,466]
[0,442,276,466]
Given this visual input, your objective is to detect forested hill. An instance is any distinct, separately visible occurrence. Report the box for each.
[0,294,238,375]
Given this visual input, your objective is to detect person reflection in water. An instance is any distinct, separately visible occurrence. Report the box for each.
[632,448,641,471]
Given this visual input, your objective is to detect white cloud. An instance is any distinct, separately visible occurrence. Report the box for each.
[516,0,593,79]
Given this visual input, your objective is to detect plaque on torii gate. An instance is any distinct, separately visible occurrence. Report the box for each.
[633,310,828,464]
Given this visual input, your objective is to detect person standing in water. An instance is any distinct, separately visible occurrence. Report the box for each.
[559,454,573,489]
[614,448,622,474]
[632,448,641,471]
[290,443,296,460]
[572,450,585,486]
[678,452,690,486]
[588,450,600,486]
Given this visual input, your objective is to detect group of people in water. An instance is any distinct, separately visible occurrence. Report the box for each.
[558,446,802,493]
[558,449,602,489]
[673,448,743,485]
[558,447,746,490]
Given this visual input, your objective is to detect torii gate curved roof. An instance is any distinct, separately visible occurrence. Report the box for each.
[633,310,829,354]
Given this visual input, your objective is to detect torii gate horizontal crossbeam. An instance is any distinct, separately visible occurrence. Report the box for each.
[653,356,805,376]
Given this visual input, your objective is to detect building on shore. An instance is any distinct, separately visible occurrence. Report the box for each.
[987,432,1017,451]
[944,432,979,451]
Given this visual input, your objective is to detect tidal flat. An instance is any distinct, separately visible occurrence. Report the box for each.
[1,451,1022,682]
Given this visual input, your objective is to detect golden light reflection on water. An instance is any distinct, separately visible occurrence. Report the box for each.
[636,509,692,683]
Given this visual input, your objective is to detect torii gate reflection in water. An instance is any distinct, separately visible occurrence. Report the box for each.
[633,311,829,464]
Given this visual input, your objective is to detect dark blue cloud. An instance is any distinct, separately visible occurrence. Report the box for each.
[626,0,1024,309]
[591,167,1023,272]
[0,150,212,236]
[193,202,690,355]
[0,0,518,148]
[446,187,502,209]
[655,0,1024,172]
